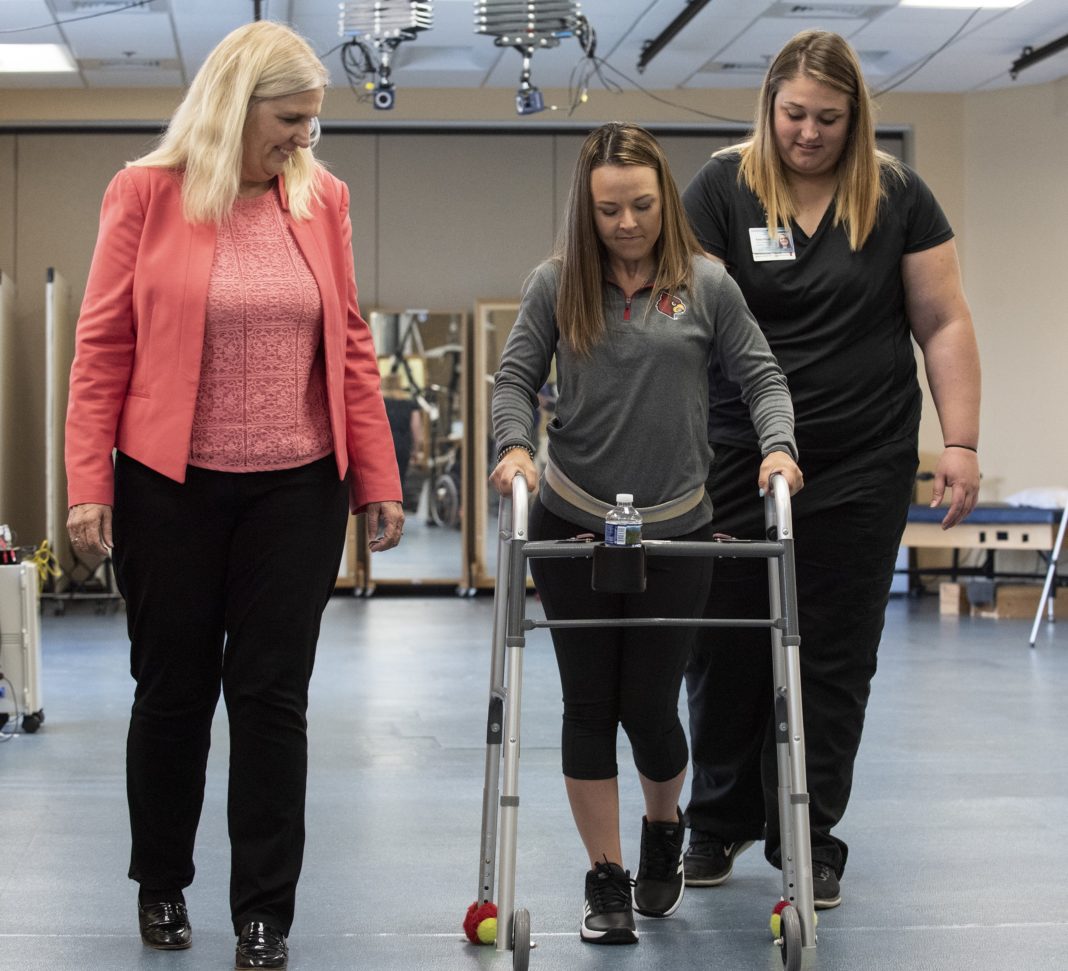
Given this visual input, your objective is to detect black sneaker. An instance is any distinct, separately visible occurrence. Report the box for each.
[581,861,638,945]
[633,808,685,917]
[812,863,842,909]
[683,831,754,886]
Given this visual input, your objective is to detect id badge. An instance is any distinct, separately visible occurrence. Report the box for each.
[749,226,796,261]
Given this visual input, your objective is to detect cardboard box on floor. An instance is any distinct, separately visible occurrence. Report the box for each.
[939,581,969,615]
[975,584,1067,620]
[940,581,1066,619]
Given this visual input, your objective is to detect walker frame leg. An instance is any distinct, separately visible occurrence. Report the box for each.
[767,488,816,951]
[474,478,531,955]
[472,474,815,965]
[477,497,514,906]
[495,533,528,952]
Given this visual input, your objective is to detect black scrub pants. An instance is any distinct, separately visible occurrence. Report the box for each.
[684,439,917,876]
[112,452,349,935]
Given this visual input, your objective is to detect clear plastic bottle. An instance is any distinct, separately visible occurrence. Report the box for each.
[605,494,642,546]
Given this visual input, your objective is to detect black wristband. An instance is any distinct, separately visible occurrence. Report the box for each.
[944,443,978,452]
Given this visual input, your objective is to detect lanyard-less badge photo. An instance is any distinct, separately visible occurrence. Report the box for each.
[749,226,796,262]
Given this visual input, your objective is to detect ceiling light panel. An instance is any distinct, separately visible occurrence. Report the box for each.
[901,0,1026,7]
[0,43,77,72]
[764,2,894,21]
[50,0,168,11]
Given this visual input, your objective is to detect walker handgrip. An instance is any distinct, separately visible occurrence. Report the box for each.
[510,474,529,540]
[768,472,794,538]
[510,472,529,508]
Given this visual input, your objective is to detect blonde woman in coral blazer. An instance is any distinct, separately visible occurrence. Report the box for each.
[63,22,402,971]
[66,163,401,518]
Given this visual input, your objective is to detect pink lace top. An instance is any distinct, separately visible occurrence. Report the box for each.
[189,186,333,472]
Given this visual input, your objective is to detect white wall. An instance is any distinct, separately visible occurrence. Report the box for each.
[961,78,1068,499]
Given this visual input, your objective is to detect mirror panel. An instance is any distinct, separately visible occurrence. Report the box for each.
[362,309,468,588]
[470,300,554,589]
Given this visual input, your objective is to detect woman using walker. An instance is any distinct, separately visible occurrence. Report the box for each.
[490,122,802,946]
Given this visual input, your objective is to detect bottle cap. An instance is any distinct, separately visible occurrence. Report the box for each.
[616,494,633,504]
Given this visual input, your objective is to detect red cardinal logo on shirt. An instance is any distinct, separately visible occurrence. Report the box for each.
[656,290,686,319]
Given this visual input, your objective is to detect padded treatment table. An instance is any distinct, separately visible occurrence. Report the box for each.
[901,503,1067,645]
[903,503,1063,552]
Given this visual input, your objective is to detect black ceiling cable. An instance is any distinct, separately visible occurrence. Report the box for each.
[872,8,981,98]
[581,52,751,126]
[567,16,623,115]
[339,37,379,105]
[0,0,153,34]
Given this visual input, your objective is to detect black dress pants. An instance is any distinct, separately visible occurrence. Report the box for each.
[112,452,349,934]
[684,439,917,876]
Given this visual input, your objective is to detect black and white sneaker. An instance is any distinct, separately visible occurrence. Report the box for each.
[633,808,685,918]
[812,862,842,909]
[581,861,638,945]
[683,831,755,886]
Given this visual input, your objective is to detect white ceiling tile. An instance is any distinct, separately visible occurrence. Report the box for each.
[0,0,1064,94]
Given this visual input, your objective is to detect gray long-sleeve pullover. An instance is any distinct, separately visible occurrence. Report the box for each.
[492,255,796,538]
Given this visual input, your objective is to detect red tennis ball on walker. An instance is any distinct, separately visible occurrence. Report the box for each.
[769,898,817,938]
[769,899,790,938]
[463,901,498,945]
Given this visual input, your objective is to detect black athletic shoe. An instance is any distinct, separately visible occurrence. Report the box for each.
[633,808,685,917]
[581,861,638,945]
[812,862,842,909]
[683,831,755,887]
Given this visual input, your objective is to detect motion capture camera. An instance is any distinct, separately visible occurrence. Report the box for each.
[373,83,396,110]
[515,86,545,115]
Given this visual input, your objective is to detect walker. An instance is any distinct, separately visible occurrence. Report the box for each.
[470,473,815,970]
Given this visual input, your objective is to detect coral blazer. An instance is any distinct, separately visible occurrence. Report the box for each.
[65,165,400,512]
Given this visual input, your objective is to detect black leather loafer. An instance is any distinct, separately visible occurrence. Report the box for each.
[235,921,288,970]
[137,900,192,949]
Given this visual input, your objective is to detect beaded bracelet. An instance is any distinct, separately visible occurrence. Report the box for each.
[944,443,978,452]
[496,443,535,463]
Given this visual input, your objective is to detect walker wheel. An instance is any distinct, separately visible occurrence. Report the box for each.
[779,903,801,971]
[511,908,531,971]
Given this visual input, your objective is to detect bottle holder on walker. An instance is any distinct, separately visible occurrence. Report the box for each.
[469,474,815,971]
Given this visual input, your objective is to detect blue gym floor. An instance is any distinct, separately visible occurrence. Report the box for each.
[1,592,1065,970]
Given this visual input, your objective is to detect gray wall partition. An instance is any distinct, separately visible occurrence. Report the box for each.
[0,125,904,577]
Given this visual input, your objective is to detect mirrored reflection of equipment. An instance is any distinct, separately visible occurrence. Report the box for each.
[473,0,584,115]
[373,310,464,528]
[339,1,433,110]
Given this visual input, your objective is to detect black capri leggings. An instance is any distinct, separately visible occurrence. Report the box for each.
[528,499,715,781]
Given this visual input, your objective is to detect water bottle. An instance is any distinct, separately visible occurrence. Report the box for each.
[605,494,642,546]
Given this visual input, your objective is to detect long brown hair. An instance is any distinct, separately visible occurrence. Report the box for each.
[732,29,904,251]
[554,123,703,357]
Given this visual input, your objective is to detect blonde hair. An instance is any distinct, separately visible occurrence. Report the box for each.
[729,29,904,251]
[554,123,703,357]
[130,20,329,223]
